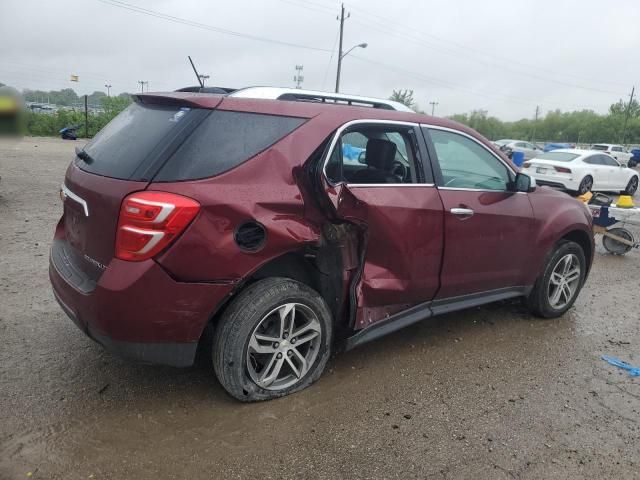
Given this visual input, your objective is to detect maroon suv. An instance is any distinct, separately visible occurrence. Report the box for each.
[50,87,594,401]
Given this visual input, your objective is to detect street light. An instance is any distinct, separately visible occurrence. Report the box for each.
[104,84,112,97]
[335,42,367,93]
[198,74,210,87]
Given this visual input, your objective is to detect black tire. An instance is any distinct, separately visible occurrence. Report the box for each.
[526,240,586,318]
[602,228,634,255]
[622,175,638,196]
[578,175,593,195]
[213,278,333,402]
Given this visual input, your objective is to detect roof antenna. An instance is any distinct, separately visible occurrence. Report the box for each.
[188,56,204,88]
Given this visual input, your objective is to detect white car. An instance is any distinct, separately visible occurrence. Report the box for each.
[522,149,639,195]
[590,144,632,166]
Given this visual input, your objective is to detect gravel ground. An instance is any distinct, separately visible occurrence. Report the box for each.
[1,136,639,480]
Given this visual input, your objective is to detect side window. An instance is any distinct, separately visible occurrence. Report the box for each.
[600,155,619,166]
[583,155,597,165]
[612,146,622,152]
[156,111,306,181]
[326,125,422,185]
[428,129,511,191]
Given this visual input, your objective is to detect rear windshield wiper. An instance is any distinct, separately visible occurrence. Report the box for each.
[75,146,94,164]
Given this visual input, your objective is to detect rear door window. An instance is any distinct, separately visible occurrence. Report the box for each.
[325,124,424,185]
[78,102,195,180]
[155,111,306,181]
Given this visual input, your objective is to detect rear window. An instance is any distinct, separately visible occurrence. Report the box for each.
[154,110,306,181]
[536,152,580,162]
[79,102,193,179]
[591,144,608,151]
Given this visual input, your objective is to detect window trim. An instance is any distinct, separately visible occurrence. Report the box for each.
[321,119,435,187]
[421,124,517,193]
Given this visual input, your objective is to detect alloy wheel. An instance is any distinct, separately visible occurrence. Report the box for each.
[547,253,581,310]
[627,176,638,195]
[246,303,322,391]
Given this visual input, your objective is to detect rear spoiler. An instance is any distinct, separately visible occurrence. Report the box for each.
[133,92,223,109]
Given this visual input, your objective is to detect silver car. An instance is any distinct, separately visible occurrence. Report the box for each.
[495,139,544,160]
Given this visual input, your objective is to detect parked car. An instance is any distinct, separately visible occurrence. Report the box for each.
[590,144,632,166]
[50,87,595,401]
[523,149,639,195]
[494,139,544,160]
[629,147,640,168]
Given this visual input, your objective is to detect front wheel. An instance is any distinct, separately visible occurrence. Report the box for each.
[213,278,333,402]
[526,240,586,318]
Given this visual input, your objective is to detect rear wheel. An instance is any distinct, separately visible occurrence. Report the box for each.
[622,176,638,196]
[577,175,593,195]
[213,278,332,402]
[602,228,634,255]
[526,240,586,318]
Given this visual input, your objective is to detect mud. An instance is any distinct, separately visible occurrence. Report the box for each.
[1,137,639,479]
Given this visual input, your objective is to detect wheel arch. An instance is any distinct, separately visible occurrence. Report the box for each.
[201,245,349,337]
[560,229,593,277]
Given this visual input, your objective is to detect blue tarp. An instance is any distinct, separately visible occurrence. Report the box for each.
[544,143,573,152]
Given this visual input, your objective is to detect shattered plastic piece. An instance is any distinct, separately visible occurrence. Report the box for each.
[601,355,640,376]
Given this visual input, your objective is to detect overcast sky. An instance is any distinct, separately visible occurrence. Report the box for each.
[1,0,638,120]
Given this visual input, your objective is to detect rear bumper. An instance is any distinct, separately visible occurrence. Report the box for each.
[50,244,236,367]
[532,175,579,191]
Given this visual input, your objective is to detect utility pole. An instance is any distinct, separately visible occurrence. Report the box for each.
[105,84,112,97]
[621,86,635,145]
[429,101,439,116]
[335,3,350,93]
[294,65,304,89]
[84,95,88,139]
[531,105,540,144]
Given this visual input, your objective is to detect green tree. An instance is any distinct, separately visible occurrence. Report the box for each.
[389,89,416,109]
[609,98,640,117]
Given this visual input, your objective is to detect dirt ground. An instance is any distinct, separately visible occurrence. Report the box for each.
[1,136,639,480]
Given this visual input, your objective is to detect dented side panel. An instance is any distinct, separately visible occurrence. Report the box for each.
[335,186,445,329]
[152,119,333,282]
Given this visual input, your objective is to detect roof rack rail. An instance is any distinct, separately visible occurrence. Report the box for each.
[228,87,413,112]
[175,86,237,94]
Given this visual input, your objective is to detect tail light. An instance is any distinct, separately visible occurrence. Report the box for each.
[554,166,572,173]
[523,162,531,168]
[115,191,200,261]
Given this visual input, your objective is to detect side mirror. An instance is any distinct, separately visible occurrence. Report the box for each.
[512,172,536,193]
[358,151,367,164]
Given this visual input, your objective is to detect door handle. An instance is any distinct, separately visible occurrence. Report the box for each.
[450,207,474,218]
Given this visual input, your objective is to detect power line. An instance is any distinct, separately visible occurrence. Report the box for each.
[311,0,631,90]
[96,0,333,53]
[321,26,341,90]
[349,54,604,111]
[346,15,626,97]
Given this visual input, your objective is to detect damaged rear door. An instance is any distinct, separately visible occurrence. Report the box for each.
[321,120,445,329]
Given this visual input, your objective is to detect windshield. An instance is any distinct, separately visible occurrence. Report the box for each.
[494,139,514,146]
[591,145,608,151]
[536,152,580,162]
